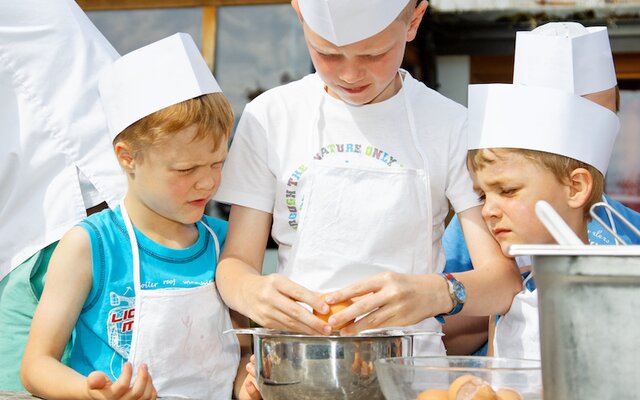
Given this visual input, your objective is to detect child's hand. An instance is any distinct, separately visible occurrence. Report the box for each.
[86,362,157,399]
[237,355,262,400]
[321,272,446,336]
[243,273,332,335]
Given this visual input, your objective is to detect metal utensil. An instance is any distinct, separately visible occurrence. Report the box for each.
[224,327,443,337]
[225,327,427,399]
[535,200,583,245]
[590,201,640,245]
[510,244,640,400]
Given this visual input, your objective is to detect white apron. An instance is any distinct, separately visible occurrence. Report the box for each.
[284,73,445,355]
[494,256,540,360]
[121,204,240,399]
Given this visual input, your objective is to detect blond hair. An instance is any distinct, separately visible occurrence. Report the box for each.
[468,148,604,220]
[114,92,234,158]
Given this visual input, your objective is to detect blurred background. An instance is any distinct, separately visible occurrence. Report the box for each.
[79,0,640,271]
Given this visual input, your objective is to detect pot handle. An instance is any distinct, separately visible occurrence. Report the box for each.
[590,201,640,245]
[358,327,444,337]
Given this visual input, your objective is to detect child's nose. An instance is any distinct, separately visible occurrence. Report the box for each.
[481,197,501,220]
[338,60,365,84]
[195,170,217,191]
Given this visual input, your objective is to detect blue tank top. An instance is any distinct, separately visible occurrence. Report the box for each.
[69,207,227,380]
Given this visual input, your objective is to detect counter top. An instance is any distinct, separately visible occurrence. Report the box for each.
[0,392,36,399]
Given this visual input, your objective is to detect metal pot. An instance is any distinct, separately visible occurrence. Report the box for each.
[228,328,439,400]
[509,244,640,400]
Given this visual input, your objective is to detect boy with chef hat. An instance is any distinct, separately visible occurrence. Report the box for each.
[213,0,521,358]
[443,21,640,356]
[0,0,126,391]
[21,33,256,400]
[465,82,620,359]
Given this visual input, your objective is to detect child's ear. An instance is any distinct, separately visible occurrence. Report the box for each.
[406,1,429,42]
[114,141,136,172]
[567,167,593,210]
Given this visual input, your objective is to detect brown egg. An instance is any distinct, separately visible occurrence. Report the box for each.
[496,388,524,400]
[313,294,354,329]
[448,375,477,400]
[417,388,449,400]
[452,376,498,400]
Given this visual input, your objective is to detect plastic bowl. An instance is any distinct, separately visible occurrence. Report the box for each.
[375,356,542,400]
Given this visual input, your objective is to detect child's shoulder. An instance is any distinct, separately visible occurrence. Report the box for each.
[80,207,121,230]
[200,215,228,245]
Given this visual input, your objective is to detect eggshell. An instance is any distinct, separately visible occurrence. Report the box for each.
[453,377,498,400]
[448,374,477,400]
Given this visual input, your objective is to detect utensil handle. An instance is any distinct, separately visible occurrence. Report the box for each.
[590,201,640,245]
[535,200,583,245]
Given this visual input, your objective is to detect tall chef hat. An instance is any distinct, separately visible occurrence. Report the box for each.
[468,84,619,175]
[513,22,617,95]
[298,0,411,46]
[99,32,222,139]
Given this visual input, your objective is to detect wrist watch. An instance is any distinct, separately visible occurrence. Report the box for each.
[439,272,466,316]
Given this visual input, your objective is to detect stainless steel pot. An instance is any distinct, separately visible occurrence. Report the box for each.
[510,244,640,400]
[228,328,439,400]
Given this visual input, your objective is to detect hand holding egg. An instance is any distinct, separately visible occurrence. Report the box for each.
[313,293,355,330]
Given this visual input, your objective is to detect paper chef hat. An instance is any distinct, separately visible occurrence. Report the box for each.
[468,84,619,175]
[99,33,222,139]
[513,22,617,95]
[298,0,410,46]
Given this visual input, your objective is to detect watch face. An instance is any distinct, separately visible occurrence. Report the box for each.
[453,282,466,303]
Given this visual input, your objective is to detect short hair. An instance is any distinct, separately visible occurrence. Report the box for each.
[397,0,419,23]
[468,148,604,220]
[114,92,234,159]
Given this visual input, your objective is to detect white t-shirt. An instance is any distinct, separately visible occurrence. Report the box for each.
[215,71,479,275]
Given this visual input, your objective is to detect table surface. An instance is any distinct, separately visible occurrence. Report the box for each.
[0,392,36,399]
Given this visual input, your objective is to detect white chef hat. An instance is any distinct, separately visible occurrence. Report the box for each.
[468,84,619,175]
[298,0,410,46]
[513,22,617,95]
[99,32,222,139]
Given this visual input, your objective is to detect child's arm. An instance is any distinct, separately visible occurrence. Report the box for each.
[442,314,489,355]
[317,206,521,334]
[231,311,260,400]
[454,205,521,314]
[216,205,331,335]
[20,227,156,399]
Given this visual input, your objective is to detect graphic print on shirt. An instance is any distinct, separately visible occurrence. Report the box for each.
[107,288,135,359]
[285,142,400,230]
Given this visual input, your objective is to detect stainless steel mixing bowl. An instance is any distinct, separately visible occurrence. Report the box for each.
[231,328,425,400]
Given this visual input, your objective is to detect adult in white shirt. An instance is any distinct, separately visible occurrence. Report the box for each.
[0,0,125,390]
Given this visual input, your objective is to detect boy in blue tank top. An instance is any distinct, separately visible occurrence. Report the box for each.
[21,33,256,400]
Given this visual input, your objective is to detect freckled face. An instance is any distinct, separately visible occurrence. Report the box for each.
[302,19,410,106]
[472,151,571,255]
[128,124,227,226]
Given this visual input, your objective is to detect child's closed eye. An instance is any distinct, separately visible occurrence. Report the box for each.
[175,167,195,174]
[500,188,518,196]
